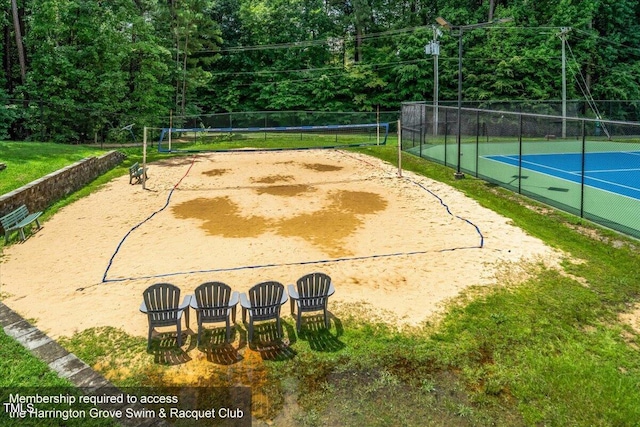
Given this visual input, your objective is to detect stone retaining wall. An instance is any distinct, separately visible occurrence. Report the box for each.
[0,151,125,220]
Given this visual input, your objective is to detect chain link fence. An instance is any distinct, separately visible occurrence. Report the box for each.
[401,102,640,239]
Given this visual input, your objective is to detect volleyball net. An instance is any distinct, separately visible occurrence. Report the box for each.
[156,123,389,153]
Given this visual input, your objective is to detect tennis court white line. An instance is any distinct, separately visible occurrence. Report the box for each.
[486,155,640,200]
[506,150,640,155]
[516,157,574,175]
[483,155,576,180]
[588,168,640,173]
[496,155,639,177]
[493,150,640,157]
[570,171,640,195]
[517,159,640,194]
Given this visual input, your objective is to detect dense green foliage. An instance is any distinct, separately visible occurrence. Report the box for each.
[2,0,640,142]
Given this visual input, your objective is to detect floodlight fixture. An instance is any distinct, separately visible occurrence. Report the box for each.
[436,17,451,30]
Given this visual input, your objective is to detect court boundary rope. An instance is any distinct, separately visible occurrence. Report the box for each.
[101,155,198,282]
[101,246,481,283]
[101,150,484,283]
[337,150,484,248]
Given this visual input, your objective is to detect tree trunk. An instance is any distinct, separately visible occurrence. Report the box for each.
[3,24,13,93]
[11,0,27,84]
[355,27,363,62]
[180,34,189,117]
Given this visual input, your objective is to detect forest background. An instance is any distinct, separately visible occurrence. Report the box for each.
[1,0,640,143]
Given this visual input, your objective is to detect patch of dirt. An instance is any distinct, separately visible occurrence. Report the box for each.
[202,168,229,177]
[302,163,343,172]
[251,174,295,184]
[620,305,640,336]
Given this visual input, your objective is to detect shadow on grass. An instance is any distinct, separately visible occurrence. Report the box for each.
[248,321,298,361]
[296,313,345,352]
[147,331,194,365]
[197,326,245,365]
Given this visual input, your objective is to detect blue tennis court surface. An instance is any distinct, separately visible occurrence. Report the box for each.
[486,151,640,200]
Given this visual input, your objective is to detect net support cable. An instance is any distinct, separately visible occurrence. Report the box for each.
[566,40,610,139]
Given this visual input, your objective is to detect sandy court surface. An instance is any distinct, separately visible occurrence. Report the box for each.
[1,150,560,339]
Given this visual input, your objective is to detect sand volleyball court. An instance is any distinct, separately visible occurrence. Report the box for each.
[0,149,558,338]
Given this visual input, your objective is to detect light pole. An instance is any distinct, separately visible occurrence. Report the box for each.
[558,27,570,139]
[436,16,512,179]
[425,26,442,136]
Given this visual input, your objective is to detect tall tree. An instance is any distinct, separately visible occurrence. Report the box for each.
[25,1,137,141]
[157,0,221,117]
[10,0,25,84]
[2,0,640,141]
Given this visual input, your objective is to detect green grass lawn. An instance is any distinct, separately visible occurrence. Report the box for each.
[0,329,117,426]
[0,141,175,225]
[2,140,640,426]
[0,142,112,195]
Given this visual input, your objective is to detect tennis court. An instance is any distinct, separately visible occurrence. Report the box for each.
[486,151,640,200]
[401,102,640,238]
[477,147,640,237]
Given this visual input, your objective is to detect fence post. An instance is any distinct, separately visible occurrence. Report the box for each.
[377,104,380,145]
[419,105,424,158]
[475,110,480,177]
[580,120,586,218]
[444,109,448,166]
[518,113,523,194]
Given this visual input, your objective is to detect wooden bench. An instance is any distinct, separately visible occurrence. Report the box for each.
[129,162,148,184]
[0,205,43,243]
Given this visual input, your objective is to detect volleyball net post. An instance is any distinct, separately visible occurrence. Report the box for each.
[142,126,148,190]
[397,119,402,177]
[168,110,173,152]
